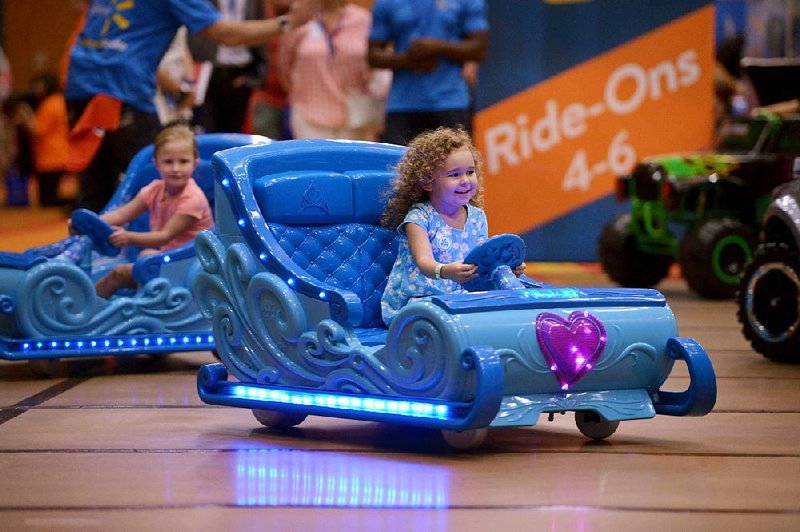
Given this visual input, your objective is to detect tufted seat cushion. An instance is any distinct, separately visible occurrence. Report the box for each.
[251,167,399,329]
[270,223,398,328]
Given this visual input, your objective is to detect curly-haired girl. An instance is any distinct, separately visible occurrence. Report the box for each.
[380,127,524,325]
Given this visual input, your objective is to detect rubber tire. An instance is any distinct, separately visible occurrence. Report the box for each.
[252,409,307,428]
[598,213,672,287]
[737,243,800,362]
[28,358,60,378]
[575,411,620,440]
[440,428,489,450]
[679,218,755,299]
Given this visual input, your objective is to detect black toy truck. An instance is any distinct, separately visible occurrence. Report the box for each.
[737,160,800,362]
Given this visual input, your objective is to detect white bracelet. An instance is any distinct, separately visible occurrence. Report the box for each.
[434,263,444,280]
[278,14,290,33]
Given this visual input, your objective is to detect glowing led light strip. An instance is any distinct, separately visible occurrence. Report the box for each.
[231,385,450,420]
[14,333,214,352]
[520,288,582,299]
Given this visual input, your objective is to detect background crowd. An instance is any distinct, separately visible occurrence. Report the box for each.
[0,0,488,213]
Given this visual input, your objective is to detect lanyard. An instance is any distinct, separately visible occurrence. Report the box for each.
[316,12,343,59]
[220,0,244,22]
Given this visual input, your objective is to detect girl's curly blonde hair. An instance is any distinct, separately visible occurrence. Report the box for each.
[381,127,485,228]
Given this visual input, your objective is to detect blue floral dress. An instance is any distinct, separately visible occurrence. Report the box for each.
[381,202,488,325]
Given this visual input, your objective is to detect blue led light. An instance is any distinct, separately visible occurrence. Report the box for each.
[230,385,449,420]
[238,218,246,227]
[233,450,448,508]
[9,331,213,357]
[163,255,171,263]
[319,291,326,299]
[521,288,582,300]
[222,177,230,187]
[287,278,295,286]
[259,253,267,262]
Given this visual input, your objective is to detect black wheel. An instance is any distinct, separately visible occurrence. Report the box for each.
[252,409,307,428]
[598,213,672,287]
[440,428,489,450]
[737,243,800,362]
[679,218,755,299]
[575,411,619,440]
[28,358,60,378]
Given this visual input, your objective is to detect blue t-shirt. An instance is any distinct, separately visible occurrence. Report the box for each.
[381,202,488,325]
[65,0,220,113]
[369,0,488,112]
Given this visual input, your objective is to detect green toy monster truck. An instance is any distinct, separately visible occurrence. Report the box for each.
[599,111,800,298]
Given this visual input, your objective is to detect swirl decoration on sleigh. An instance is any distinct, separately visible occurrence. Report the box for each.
[193,139,717,450]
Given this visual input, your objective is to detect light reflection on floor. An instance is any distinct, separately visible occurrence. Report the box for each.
[234,449,450,509]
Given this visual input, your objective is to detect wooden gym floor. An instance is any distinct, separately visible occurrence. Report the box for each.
[0,188,799,531]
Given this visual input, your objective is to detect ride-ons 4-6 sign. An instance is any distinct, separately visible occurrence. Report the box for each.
[476,4,714,259]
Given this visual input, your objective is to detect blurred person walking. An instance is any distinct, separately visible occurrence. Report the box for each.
[188,0,268,133]
[367,0,488,145]
[280,0,389,141]
[24,72,72,206]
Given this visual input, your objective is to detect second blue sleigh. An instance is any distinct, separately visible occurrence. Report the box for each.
[0,133,266,376]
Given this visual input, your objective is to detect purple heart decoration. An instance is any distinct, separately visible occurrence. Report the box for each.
[535,311,606,390]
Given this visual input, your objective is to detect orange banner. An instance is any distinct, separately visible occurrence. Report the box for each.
[476,5,715,235]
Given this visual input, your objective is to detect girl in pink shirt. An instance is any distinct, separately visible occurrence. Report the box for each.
[94,124,212,298]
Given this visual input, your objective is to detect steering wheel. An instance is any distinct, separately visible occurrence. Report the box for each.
[70,209,120,257]
[461,234,526,292]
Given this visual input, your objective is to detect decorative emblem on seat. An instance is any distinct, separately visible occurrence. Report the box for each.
[299,185,329,214]
[535,311,606,390]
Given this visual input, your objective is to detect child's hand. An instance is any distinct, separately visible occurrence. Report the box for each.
[513,262,526,277]
[108,226,131,247]
[442,260,478,283]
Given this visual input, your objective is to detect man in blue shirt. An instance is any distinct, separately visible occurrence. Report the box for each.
[65,0,310,213]
[367,0,488,146]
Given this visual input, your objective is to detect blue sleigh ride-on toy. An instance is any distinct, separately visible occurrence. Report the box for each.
[0,133,266,376]
[195,139,717,450]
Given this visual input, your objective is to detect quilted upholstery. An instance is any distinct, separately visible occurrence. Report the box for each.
[270,223,398,328]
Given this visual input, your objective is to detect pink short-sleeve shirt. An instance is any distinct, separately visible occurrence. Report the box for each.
[137,177,213,251]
